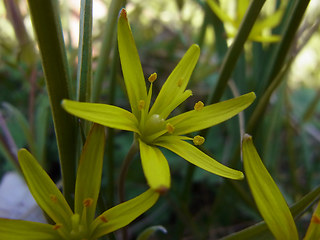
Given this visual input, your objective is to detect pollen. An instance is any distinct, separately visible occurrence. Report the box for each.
[194,101,204,111]
[50,194,58,203]
[148,73,157,83]
[177,78,183,87]
[193,135,205,145]
[99,215,108,223]
[166,123,175,134]
[83,198,93,207]
[53,223,62,230]
[138,100,145,110]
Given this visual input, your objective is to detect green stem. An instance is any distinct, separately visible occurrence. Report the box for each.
[207,0,266,105]
[27,0,77,206]
[118,140,139,203]
[92,0,124,101]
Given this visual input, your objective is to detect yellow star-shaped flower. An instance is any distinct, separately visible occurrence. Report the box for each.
[62,9,256,192]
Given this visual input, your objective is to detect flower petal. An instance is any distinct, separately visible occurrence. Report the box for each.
[91,189,159,238]
[149,44,200,119]
[139,139,171,191]
[0,219,60,240]
[207,0,236,25]
[62,99,139,133]
[305,200,320,240]
[168,92,255,135]
[74,124,105,223]
[242,134,298,240]
[18,149,73,230]
[118,8,147,117]
[156,136,244,180]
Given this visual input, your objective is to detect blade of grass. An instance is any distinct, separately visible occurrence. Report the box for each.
[27,0,77,206]
[92,0,124,101]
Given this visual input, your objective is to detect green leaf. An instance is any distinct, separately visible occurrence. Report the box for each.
[91,189,159,238]
[242,134,298,240]
[18,149,73,230]
[156,136,244,180]
[222,185,320,239]
[139,139,171,191]
[137,225,167,240]
[27,0,77,205]
[62,100,140,133]
[0,219,60,240]
[117,8,147,118]
[74,124,105,224]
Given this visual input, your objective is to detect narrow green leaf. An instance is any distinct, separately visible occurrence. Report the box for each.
[76,0,92,102]
[74,124,105,224]
[27,0,77,205]
[242,134,298,240]
[91,189,159,238]
[0,219,60,240]
[222,185,320,239]
[18,149,73,230]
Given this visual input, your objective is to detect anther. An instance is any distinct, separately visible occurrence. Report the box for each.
[166,123,175,134]
[50,194,58,203]
[53,224,62,230]
[193,135,205,145]
[194,101,204,111]
[177,78,183,87]
[148,73,157,83]
[83,198,93,207]
[138,100,145,110]
[99,215,108,223]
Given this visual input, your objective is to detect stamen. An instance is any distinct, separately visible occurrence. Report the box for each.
[50,194,58,203]
[193,135,205,145]
[99,215,108,223]
[177,78,183,87]
[166,123,175,134]
[138,100,145,110]
[83,198,93,207]
[194,101,204,111]
[148,73,157,83]
[53,224,62,230]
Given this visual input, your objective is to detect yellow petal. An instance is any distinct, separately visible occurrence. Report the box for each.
[118,8,147,117]
[242,134,299,240]
[0,219,61,240]
[62,99,140,134]
[168,92,255,135]
[149,44,200,119]
[156,136,244,180]
[74,124,105,223]
[139,139,171,191]
[18,149,73,230]
[91,189,159,238]
[305,200,320,240]
[207,0,236,25]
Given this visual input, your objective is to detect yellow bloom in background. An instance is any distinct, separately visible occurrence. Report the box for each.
[0,124,159,240]
[207,0,285,42]
[62,8,256,192]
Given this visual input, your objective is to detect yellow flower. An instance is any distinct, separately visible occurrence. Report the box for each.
[0,124,159,240]
[62,9,256,192]
[207,0,285,42]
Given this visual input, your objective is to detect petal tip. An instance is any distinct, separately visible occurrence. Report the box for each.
[119,8,127,20]
[243,133,252,142]
[154,185,169,195]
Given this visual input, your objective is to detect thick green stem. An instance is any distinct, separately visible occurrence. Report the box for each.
[27,0,77,206]
[207,0,266,105]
